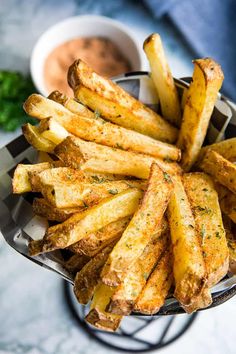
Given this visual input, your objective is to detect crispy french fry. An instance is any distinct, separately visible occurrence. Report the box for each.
[167,175,206,306]
[107,221,168,315]
[216,183,236,224]
[22,123,56,152]
[40,179,144,208]
[74,242,116,304]
[134,247,173,315]
[24,94,180,160]
[48,90,94,118]
[64,254,90,275]
[199,150,236,194]
[183,173,229,286]
[55,136,181,179]
[101,163,173,286]
[12,162,52,193]
[198,138,236,163]
[143,33,181,126]
[30,167,123,194]
[41,188,142,252]
[33,198,81,222]
[68,59,178,143]
[85,283,122,331]
[177,58,224,171]
[68,217,130,257]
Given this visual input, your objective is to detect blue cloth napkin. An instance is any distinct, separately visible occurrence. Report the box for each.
[144,0,236,101]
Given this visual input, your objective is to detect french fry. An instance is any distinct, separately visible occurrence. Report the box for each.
[30,167,88,191]
[107,222,168,315]
[143,33,181,126]
[167,175,206,306]
[85,283,122,331]
[183,173,229,287]
[68,59,178,143]
[68,217,130,257]
[177,58,224,171]
[216,183,236,223]
[33,198,81,222]
[12,162,52,193]
[22,123,56,152]
[40,179,144,208]
[41,188,142,252]
[48,90,94,118]
[64,253,90,275]
[198,138,236,163]
[74,242,116,304]
[24,94,180,160]
[199,150,236,194]
[101,163,173,286]
[55,136,181,179]
[134,247,173,315]
[30,167,123,193]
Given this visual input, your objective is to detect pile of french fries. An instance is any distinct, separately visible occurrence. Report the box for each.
[12,33,236,331]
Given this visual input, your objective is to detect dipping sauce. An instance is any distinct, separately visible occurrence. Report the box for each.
[44,36,132,96]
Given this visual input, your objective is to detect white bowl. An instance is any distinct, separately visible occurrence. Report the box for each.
[30,15,144,96]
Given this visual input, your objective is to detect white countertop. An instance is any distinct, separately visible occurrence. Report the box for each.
[0,1,235,353]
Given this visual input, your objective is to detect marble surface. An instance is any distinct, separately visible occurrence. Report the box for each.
[0,1,235,354]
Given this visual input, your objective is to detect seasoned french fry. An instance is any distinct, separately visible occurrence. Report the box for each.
[64,253,90,275]
[198,138,236,163]
[55,136,181,179]
[74,242,116,304]
[12,162,51,193]
[24,94,180,160]
[41,188,142,252]
[107,222,168,315]
[30,167,88,191]
[22,123,56,152]
[134,247,173,315]
[177,58,224,171]
[183,173,229,286]
[101,163,173,286]
[40,179,144,208]
[85,283,122,331]
[68,217,130,257]
[199,150,236,194]
[143,33,181,126]
[68,59,178,143]
[216,183,236,224]
[30,167,123,193]
[48,90,94,118]
[167,175,206,306]
[33,198,81,222]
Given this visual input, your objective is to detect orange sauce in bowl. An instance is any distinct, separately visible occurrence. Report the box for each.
[44,36,132,96]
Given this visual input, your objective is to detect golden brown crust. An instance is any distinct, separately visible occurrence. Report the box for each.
[67,59,178,143]
[68,217,130,257]
[199,150,236,194]
[101,163,173,286]
[74,242,116,304]
[183,172,229,287]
